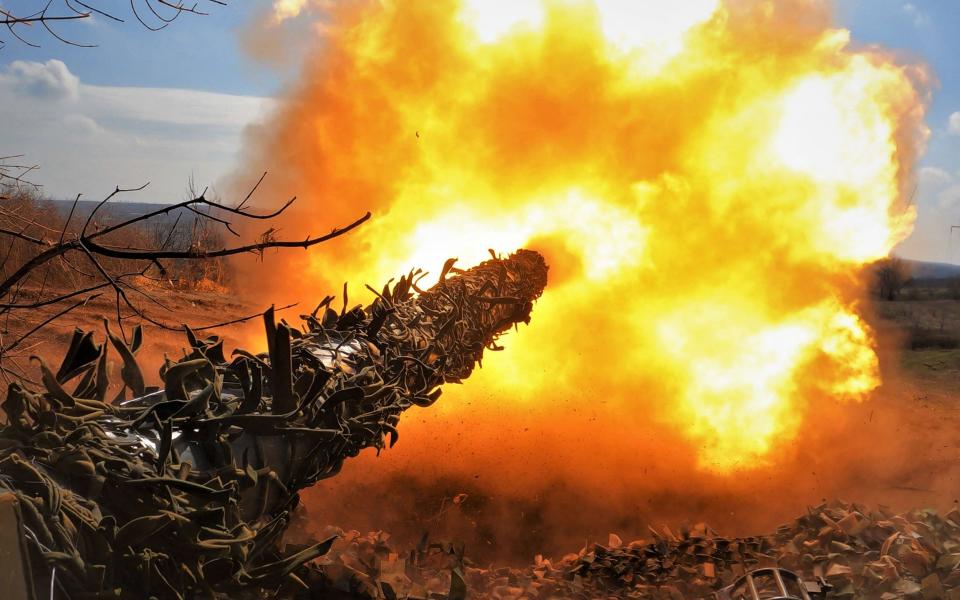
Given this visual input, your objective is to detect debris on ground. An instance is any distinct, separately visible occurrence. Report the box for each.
[307,500,960,599]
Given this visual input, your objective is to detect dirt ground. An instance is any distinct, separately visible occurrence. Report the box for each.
[3,283,265,390]
[865,294,960,506]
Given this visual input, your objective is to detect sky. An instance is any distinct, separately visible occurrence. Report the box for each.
[0,2,278,205]
[2,1,960,262]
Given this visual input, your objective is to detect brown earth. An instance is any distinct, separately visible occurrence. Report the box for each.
[2,282,265,391]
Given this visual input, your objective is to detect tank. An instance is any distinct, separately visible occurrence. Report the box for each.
[0,249,548,599]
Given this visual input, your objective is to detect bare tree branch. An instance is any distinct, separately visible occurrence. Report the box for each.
[0,198,369,298]
[0,1,226,48]
[0,173,370,367]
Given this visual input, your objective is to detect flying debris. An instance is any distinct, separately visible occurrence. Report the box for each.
[0,250,547,599]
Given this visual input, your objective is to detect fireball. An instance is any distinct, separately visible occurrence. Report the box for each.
[255,0,928,471]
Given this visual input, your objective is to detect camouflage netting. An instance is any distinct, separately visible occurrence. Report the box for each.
[0,249,547,599]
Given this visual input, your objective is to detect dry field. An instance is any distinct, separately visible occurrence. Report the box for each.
[873,284,960,392]
[3,282,264,390]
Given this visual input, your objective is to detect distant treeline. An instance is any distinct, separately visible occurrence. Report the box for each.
[2,188,231,294]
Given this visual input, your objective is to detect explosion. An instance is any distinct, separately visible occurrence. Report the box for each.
[244,0,927,472]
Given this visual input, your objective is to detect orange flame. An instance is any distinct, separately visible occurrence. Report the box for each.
[248,0,928,472]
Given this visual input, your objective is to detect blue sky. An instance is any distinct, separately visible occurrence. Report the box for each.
[2,1,960,262]
[2,3,278,95]
[0,3,280,208]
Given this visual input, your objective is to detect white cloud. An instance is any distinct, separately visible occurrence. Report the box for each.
[82,86,272,129]
[949,112,960,136]
[937,184,960,211]
[919,166,955,188]
[901,3,931,27]
[2,59,79,101]
[914,166,960,210]
[0,60,275,202]
[901,169,960,262]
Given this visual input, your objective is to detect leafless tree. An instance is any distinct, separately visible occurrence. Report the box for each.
[0,155,41,196]
[142,178,232,289]
[0,173,370,382]
[876,256,910,301]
